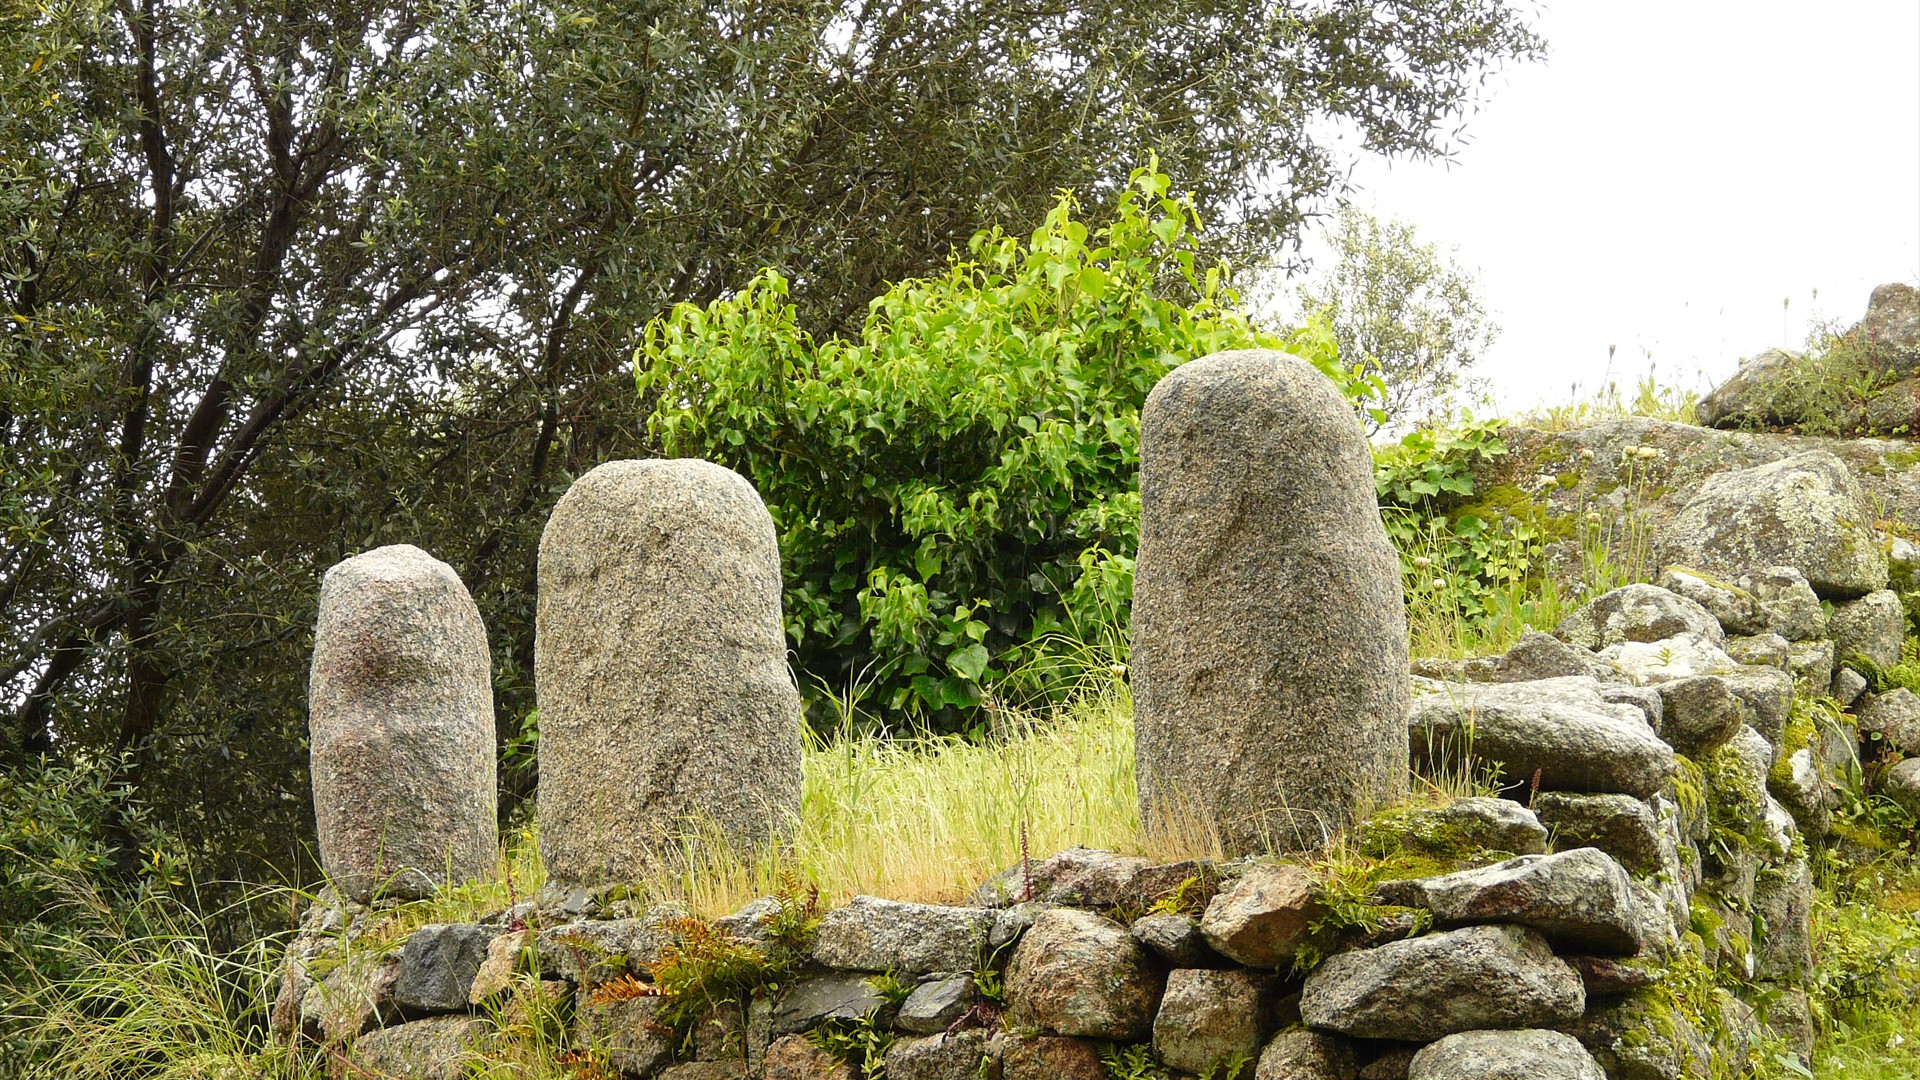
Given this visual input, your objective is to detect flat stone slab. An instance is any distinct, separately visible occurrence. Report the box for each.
[1409,677,1676,798]
[811,896,994,974]
[1299,924,1583,1042]
[1375,848,1643,956]
[1407,1028,1606,1080]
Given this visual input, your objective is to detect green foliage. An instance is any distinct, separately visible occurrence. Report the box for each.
[1099,1042,1168,1080]
[1293,206,1498,430]
[0,757,181,1021]
[639,167,1376,730]
[805,1011,897,1080]
[1373,417,1557,654]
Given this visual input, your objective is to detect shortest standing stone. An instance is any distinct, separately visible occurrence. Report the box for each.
[1199,864,1325,968]
[765,1034,860,1080]
[1254,1029,1357,1080]
[1406,1029,1606,1080]
[1152,969,1278,1075]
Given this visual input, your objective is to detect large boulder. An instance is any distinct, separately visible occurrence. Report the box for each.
[1298,925,1584,1042]
[308,544,498,902]
[1553,584,1724,651]
[1406,1029,1606,1080]
[1374,848,1642,955]
[1655,451,1887,599]
[1005,909,1163,1039]
[1409,678,1675,798]
[1695,348,1806,429]
[536,459,803,887]
[1133,349,1407,854]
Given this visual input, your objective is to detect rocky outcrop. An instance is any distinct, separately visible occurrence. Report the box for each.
[1657,451,1886,599]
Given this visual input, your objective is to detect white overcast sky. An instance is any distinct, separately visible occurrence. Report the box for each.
[1265,1,1920,414]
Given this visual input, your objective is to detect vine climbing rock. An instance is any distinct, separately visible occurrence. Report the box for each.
[535,458,802,889]
[308,544,498,902]
[1132,349,1408,855]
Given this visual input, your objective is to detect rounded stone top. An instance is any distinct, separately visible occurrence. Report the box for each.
[322,543,464,588]
[1144,349,1356,432]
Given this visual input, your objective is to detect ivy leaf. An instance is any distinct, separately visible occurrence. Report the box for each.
[947,643,989,681]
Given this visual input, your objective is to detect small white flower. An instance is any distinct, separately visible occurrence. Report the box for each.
[1637,445,1660,460]
[1578,447,1595,461]
[1431,578,1447,591]
[1412,556,1433,570]
[1109,663,1128,676]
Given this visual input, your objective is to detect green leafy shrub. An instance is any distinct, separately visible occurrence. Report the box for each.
[636,165,1375,731]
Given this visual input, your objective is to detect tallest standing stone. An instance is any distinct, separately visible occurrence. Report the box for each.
[1133,350,1407,855]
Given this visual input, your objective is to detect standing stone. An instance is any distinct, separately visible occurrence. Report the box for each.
[309,545,497,902]
[536,459,803,888]
[1134,350,1407,854]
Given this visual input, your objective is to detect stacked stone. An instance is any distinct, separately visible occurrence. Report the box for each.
[277,826,1773,1080]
